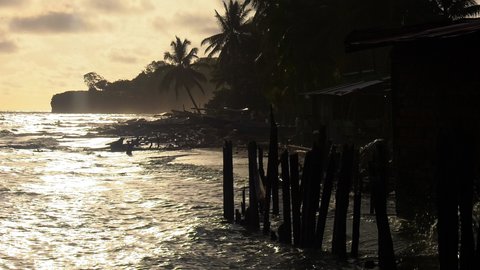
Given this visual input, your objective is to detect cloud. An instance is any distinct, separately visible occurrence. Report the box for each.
[0,39,18,53]
[108,50,139,64]
[86,0,128,13]
[0,0,28,7]
[87,0,155,14]
[176,12,219,35]
[10,12,95,33]
[153,12,218,36]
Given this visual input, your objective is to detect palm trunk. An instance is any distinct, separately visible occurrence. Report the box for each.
[185,86,201,114]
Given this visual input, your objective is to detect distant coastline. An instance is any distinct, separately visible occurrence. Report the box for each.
[51,90,160,114]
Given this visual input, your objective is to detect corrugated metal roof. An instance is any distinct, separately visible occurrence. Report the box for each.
[346,19,480,52]
[301,77,389,96]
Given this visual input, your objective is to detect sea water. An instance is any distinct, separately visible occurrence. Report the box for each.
[0,112,437,269]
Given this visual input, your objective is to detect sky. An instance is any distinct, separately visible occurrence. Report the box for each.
[0,0,224,111]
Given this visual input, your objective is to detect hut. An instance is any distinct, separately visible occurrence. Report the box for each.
[346,19,480,219]
[301,77,391,145]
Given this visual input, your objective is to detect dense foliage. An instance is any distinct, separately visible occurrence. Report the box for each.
[201,0,479,117]
[69,0,479,115]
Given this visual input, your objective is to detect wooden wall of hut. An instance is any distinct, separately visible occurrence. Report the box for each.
[391,32,480,221]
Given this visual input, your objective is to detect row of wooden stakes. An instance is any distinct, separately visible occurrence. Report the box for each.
[222,112,396,269]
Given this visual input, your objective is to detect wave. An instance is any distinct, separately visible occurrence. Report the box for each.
[1,137,59,150]
[0,129,15,137]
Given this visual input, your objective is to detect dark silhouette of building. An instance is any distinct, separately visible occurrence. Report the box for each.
[347,19,480,219]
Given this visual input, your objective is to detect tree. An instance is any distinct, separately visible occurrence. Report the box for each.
[201,0,254,88]
[201,0,252,64]
[83,72,109,91]
[433,0,480,19]
[251,0,339,115]
[202,0,268,112]
[161,36,207,114]
[143,61,166,74]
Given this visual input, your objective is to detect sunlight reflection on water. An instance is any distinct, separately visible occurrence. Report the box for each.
[0,113,439,269]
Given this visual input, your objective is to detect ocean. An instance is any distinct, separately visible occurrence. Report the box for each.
[0,112,437,269]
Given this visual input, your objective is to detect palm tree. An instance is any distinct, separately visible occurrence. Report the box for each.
[201,0,268,111]
[201,0,252,69]
[434,0,480,19]
[161,36,206,114]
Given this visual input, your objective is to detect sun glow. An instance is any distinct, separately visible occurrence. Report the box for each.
[0,0,224,111]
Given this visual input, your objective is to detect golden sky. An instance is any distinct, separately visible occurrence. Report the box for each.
[0,0,224,111]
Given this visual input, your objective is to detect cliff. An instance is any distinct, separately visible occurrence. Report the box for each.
[51,87,214,114]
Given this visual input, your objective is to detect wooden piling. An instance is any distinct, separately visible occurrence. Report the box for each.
[436,132,475,270]
[476,226,480,268]
[373,141,396,270]
[247,141,260,231]
[351,149,362,257]
[241,186,246,216]
[332,144,354,258]
[369,177,375,215]
[223,140,234,222]
[290,153,301,246]
[437,133,459,270]
[458,136,475,270]
[258,146,266,192]
[300,150,313,247]
[263,108,279,233]
[301,146,323,248]
[315,145,336,249]
[279,150,292,244]
[268,108,280,216]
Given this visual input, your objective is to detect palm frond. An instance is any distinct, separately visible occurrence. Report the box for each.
[453,4,480,18]
[201,33,224,47]
[215,9,229,31]
[164,52,175,63]
[184,47,199,65]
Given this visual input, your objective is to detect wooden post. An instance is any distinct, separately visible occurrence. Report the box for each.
[369,163,375,215]
[476,226,480,269]
[241,186,246,216]
[268,107,280,216]
[279,150,292,244]
[315,145,336,249]
[373,141,396,270]
[258,146,266,192]
[300,150,313,247]
[332,144,354,258]
[290,153,301,247]
[351,149,362,257]
[247,141,260,231]
[301,146,323,248]
[223,140,234,222]
[264,108,279,233]
[458,137,475,270]
[436,132,475,270]
[437,133,459,270]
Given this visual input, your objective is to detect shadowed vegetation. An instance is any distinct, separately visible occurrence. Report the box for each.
[161,36,207,114]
